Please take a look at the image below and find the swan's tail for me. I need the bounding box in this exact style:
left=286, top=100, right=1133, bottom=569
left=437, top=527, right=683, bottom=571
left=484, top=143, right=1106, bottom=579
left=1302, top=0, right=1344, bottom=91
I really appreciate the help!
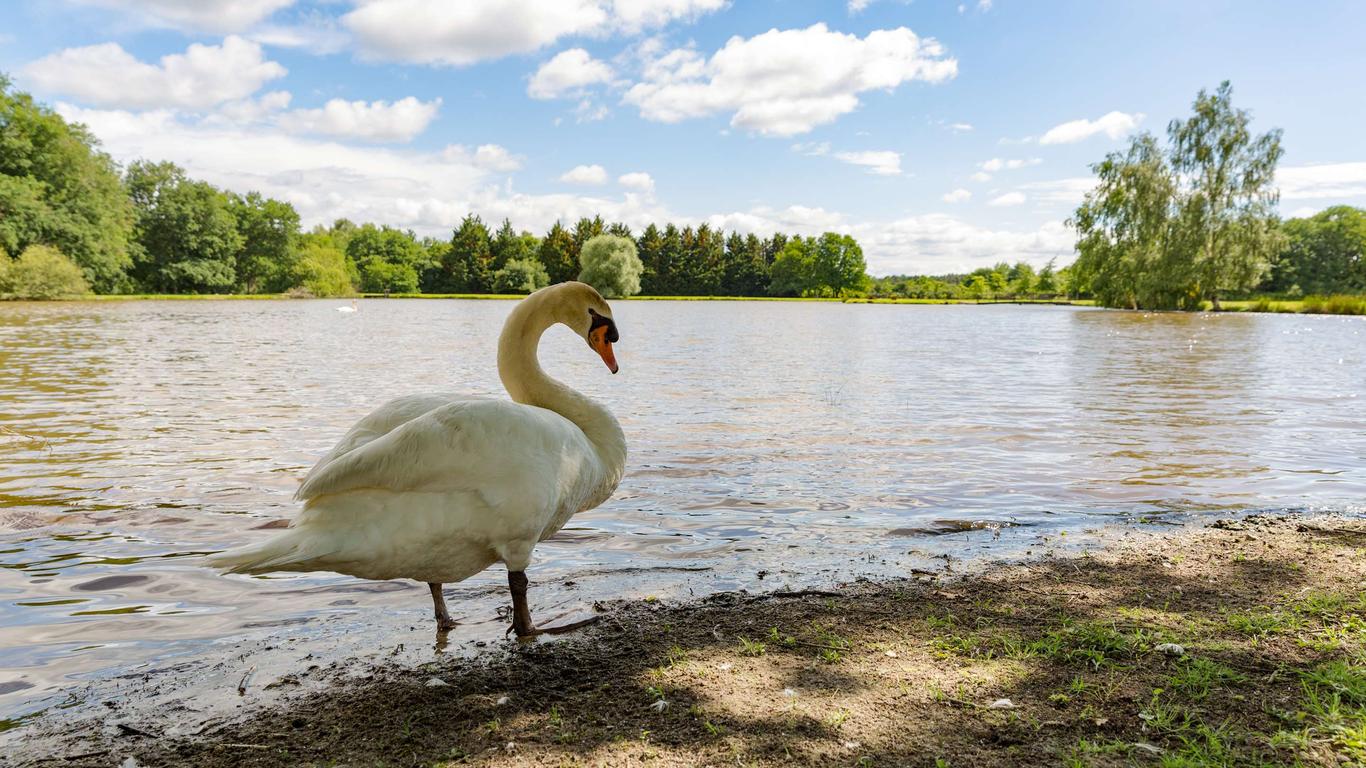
left=206, top=529, right=334, bottom=575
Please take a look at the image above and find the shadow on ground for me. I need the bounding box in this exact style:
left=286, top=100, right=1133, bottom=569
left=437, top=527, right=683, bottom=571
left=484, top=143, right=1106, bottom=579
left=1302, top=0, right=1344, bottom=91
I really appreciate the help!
left=22, top=514, right=1366, bottom=767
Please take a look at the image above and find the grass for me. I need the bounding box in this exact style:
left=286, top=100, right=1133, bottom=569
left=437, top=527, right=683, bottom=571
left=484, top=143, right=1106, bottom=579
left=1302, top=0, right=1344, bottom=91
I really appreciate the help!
left=28, top=515, right=1366, bottom=768
left=1217, top=294, right=1366, bottom=315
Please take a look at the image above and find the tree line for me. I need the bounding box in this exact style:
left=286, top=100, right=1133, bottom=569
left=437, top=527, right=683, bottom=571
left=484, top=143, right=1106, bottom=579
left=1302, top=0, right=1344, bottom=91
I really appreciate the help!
left=1, top=75, right=868, bottom=300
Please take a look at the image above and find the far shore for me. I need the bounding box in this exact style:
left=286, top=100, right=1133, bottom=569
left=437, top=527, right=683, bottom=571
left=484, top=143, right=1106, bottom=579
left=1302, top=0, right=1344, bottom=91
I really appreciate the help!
left=12, top=513, right=1366, bottom=767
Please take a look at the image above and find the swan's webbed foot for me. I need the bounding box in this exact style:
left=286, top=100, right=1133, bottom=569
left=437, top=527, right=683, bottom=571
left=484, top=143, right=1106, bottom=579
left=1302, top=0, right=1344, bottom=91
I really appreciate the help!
left=428, top=582, right=459, bottom=633
left=506, top=571, right=599, bottom=640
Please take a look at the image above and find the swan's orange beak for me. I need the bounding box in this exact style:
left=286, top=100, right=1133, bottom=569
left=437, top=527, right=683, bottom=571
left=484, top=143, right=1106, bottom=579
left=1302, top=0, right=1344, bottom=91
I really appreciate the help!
left=589, top=325, right=618, bottom=374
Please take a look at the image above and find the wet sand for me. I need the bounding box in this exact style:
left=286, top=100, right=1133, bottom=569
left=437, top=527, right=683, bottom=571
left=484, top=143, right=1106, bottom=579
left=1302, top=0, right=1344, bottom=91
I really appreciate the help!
left=11, top=512, right=1366, bottom=767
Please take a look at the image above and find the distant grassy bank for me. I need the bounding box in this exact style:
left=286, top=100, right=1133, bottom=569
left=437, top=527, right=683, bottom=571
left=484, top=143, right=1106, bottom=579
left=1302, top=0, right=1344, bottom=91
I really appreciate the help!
left=1216, top=295, right=1366, bottom=316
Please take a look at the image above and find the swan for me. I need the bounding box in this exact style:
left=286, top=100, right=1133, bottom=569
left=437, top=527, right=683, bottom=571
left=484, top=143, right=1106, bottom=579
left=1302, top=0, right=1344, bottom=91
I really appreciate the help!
left=335, top=299, right=358, bottom=312
left=209, top=282, right=625, bottom=638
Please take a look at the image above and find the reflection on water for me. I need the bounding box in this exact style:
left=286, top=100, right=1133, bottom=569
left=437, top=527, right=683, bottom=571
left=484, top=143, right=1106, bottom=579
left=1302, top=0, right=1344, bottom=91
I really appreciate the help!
left=1, top=300, right=1364, bottom=725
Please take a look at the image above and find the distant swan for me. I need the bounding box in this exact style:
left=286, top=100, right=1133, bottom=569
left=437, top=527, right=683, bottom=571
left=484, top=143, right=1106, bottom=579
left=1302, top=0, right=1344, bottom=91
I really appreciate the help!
left=335, top=299, right=358, bottom=312
left=210, top=282, right=626, bottom=638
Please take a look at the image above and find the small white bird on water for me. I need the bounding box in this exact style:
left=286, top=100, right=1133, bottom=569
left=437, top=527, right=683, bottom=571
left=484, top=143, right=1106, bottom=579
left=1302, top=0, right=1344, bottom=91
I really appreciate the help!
left=209, top=282, right=626, bottom=638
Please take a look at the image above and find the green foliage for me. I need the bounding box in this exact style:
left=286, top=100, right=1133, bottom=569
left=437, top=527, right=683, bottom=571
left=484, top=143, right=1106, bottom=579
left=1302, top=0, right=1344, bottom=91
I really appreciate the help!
left=538, top=221, right=578, bottom=284
left=430, top=214, right=493, bottom=293
left=289, top=236, right=353, bottom=296
left=1072, top=81, right=1284, bottom=310
left=578, top=234, right=643, bottom=298
left=1266, top=206, right=1366, bottom=295
left=0, top=244, right=90, bottom=299
left=768, top=233, right=868, bottom=297
left=492, top=257, right=550, bottom=294
left=125, top=161, right=242, bottom=294
left=346, top=224, right=422, bottom=293
left=229, top=191, right=300, bottom=293
left=0, top=76, right=133, bottom=291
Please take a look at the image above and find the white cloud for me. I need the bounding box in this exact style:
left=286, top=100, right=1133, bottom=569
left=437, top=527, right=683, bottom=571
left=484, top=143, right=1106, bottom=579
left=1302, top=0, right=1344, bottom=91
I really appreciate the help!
left=277, top=97, right=441, bottom=142
left=618, top=171, right=655, bottom=193
left=67, top=0, right=294, bottom=34
left=979, top=157, right=1041, bottom=172
left=950, top=122, right=973, bottom=132
left=344, top=0, right=725, bottom=66
left=1017, top=177, right=1094, bottom=206
left=1039, top=110, right=1143, bottom=145
left=560, top=164, right=609, bottom=185
left=55, top=104, right=669, bottom=239
left=989, top=191, right=1026, bottom=207
left=942, top=188, right=971, bottom=203
left=970, top=171, right=992, bottom=182
left=852, top=215, right=1072, bottom=275
left=791, top=141, right=831, bottom=156
left=623, top=23, right=957, bottom=136
left=24, top=36, right=285, bottom=110
left=528, top=48, right=615, bottom=99
left=441, top=144, right=524, bottom=172
left=834, top=150, right=903, bottom=176
left=848, top=0, right=870, bottom=12
left=1278, top=162, right=1366, bottom=199
left=978, top=0, right=993, bottom=10
left=213, top=90, right=293, bottom=123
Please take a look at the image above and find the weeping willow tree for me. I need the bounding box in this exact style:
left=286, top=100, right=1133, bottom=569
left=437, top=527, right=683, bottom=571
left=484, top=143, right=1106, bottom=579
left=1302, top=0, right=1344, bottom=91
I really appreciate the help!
left=1071, top=82, right=1284, bottom=310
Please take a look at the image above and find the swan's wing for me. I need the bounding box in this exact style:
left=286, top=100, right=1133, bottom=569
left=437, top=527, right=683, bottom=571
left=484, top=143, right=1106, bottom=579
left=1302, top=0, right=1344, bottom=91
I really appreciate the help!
left=294, top=399, right=588, bottom=508
left=296, top=393, right=480, bottom=499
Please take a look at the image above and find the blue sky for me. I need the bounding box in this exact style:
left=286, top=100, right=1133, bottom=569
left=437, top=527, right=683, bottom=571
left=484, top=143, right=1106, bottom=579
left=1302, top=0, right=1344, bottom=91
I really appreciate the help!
left=2, top=0, right=1364, bottom=274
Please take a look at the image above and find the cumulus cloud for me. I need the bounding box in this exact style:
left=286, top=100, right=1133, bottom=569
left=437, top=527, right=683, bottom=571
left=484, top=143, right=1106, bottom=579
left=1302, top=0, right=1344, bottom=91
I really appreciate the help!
left=989, top=191, right=1026, bottom=207
left=55, top=103, right=672, bottom=238
left=528, top=48, right=615, bottom=99
left=970, top=171, right=992, bottom=182
left=1277, top=162, right=1366, bottom=199
left=24, top=36, right=285, bottom=110
left=1017, top=177, right=1095, bottom=206
left=66, top=0, right=294, bottom=33
left=852, top=215, right=1071, bottom=274
left=623, top=23, right=957, bottom=136
left=276, top=97, right=441, bottom=142
left=344, top=0, right=725, bottom=66
left=950, top=122, right=973, bottom=132
left=979, top=157, right=1041, bottom=172
left=834, top=150, right=903, bottom=176
left=1039, top=110, right=1143, bottom=145
left=618, top=171, right=655, bottom=193
left=560, top=164, right=609, bottom=185
left=942, top=188, right=971, bottom=203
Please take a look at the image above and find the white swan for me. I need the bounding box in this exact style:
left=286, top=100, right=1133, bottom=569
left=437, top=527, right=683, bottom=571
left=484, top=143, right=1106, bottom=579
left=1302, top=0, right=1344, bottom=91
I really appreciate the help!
left=210, top=282, right=625, bottom=638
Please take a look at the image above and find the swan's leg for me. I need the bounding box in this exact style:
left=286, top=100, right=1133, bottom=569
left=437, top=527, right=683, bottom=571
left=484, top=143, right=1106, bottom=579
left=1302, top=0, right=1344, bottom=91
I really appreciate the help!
left=428, top=582, right=458, bottom=632
left=507, top=570, right=600, bottom=639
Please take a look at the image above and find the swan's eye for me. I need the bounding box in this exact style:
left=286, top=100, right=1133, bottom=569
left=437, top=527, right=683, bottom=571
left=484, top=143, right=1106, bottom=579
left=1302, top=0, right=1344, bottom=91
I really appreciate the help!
left=588, top=309, right=619, bottom=343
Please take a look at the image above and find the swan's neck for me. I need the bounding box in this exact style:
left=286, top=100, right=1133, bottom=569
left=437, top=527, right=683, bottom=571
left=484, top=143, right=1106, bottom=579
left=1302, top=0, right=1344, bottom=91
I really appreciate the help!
left=497, top=295, right=626, bottom=482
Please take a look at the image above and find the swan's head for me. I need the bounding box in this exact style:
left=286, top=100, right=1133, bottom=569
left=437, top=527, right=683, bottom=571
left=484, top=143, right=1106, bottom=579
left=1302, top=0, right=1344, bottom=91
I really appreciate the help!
left=551, top=281, right=619, bottom=374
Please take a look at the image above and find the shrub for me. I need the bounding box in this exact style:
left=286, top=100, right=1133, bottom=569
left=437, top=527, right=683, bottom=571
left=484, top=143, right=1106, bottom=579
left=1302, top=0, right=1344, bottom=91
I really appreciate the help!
left=0, top=245, right=91, bottom=299
left=578, top=235, right=642, bottom=298
left=492, top=257, right=550, bottom=294
left=1302, top=294, right=1366, bottom=315
left=290, top=242, right=353, bottom=297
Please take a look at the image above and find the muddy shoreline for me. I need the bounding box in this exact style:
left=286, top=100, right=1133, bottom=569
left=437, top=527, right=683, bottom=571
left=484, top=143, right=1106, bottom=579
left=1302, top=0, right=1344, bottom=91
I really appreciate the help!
left=12, top=513, right=1366, bottom=767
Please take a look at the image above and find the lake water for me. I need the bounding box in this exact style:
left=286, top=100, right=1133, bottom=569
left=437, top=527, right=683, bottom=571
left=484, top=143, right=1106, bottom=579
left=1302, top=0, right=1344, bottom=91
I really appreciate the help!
left=1, top=299, right=1364, bottom=730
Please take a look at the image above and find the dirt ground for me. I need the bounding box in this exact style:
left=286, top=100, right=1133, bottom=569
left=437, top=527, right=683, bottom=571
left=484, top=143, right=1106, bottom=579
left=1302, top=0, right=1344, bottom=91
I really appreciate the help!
left=15, top=513, right=1366, bottom=767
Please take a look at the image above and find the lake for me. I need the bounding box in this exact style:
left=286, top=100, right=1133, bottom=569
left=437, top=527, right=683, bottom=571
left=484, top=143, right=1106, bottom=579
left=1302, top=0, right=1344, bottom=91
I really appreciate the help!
left=1, top=299, right=1364, bottom=730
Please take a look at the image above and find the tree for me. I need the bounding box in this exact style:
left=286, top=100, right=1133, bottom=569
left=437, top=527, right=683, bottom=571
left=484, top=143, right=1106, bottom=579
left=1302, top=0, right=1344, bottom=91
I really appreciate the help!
left=345, top=224, right=422, bottom=294
left=1266, top=206, right=1366, bottom=295
left=1007, top=261, right=1036, bottom=297
left=490, top=219, right=535, bottom=273
left=1169, top=81, right=1284, bottom=309
left=538, top=221, right=577, bottom=284
left=578, top=234, right=643, bottom=298
left=1, top=75, right=134, bottom=291
left=125, top=161, right=241, bottom=293
left=0, top=244, right=90, bottom=298
left=1036, top=259, right=1059, bottom=295
left=434, top=214, right=493, bottom=293
left=1072, top=82, right=1283, bottom=310
left=636, top=223, right=665, bottom=294
left=288, top=235, right=352, bottom=296
left=768, top=238, right=811, bottom=297
left=229, top=191, right=300, bottom=293
left=493, top=257, right=550, bottom=294
left=807, top=232, right=868, bottom=297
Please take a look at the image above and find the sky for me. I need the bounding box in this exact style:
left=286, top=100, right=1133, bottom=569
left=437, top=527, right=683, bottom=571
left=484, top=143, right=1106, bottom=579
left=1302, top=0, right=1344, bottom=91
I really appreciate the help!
left=1, top=0, right=1364, bottom=276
